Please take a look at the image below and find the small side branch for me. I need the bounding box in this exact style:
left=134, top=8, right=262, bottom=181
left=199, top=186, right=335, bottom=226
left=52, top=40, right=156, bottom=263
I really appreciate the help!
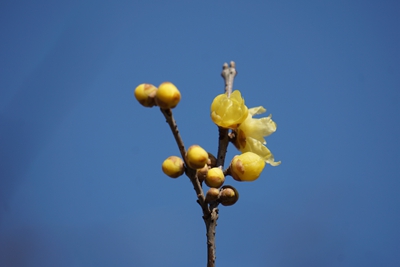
left=160, top=108, right=208, bottom=214
left=160, top=108, right=187, bottom=160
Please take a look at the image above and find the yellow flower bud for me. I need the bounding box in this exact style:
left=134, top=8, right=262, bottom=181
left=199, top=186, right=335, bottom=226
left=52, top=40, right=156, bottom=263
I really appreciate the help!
left=205, top=167, right=225, bottom=188
left=186, top=145, right=209, bottom=169
left=229, top=152, right=265, bottom=182
left=155, top=82, right=181, bottom=109
left=134, top=83, right=157, bottom=107
left=210, top=90, right=248, bottom=129
left=219, top=185, right=239, bottom=206
left=162, top=156, right=185, bottom=178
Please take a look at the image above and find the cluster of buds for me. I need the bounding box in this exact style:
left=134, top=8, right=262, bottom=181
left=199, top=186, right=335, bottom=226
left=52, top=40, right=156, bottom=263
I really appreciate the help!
left=134, top=78, right=280, bottom=208
left=160, top=143, right=239, bottom=206
left=205, top=186, right=239, bottom=206
left=134, top=82, right=181, bottom=109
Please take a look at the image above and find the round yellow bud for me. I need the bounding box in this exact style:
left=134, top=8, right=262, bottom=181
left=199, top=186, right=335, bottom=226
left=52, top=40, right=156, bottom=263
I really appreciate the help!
left=205, top=187, right=220, bottom=203
left=205, top=167, right=225, bottom=188
left=186, top=145, right=209, bottom=169
left=229, top=152, right=265, bottom=181
left=155, top=82, right=181, bottom=109
left=219, top=185, right=239, bottom=206
left=134, top=83, right=157, bottom=107
left=162, top=156, right=185, bottom=178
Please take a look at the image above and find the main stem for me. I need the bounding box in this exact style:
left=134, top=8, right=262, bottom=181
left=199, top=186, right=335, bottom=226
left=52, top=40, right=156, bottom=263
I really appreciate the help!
left=204, top=61, right=237, bottom=267
left=205, top=202, right=219, bottom=267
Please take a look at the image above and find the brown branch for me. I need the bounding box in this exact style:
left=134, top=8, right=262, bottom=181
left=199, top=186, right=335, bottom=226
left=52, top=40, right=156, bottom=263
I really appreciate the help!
left=216, top=127, right=229, bottom=168
left=203, top=61, right=237, bottom=267
left=160, top=108, right=187, bottom=160
left=205, top=202, right=219, bottom=267
left=160, top=108, right=209, bottom=214
left=217, top=61, right=238, bottom=168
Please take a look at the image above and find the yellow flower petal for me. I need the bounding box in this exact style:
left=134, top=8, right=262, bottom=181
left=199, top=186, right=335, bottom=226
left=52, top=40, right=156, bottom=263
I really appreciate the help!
left=210, top=90, right=248, bottom=129
left=232, top=105, right=280, bottom=166
left=241, top=137, right=281, bottom=166
left=248, top=106, right=266, bottom=116
left=239, top=106, right=276, bottom=144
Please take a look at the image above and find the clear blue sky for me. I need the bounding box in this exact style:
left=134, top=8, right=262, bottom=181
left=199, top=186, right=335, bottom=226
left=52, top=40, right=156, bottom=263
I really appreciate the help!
left=1, top=1, right=399, bottom=266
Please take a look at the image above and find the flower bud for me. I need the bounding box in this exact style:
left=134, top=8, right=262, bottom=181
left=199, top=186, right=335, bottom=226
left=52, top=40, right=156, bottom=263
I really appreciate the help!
left=210, top=90, right=248, bottom=129
left=205, top=188, right=220, bottom=202
left=186, top=145, right=209, bottom=169
left=205, top=167, right=225, bottom=188
left=134, top=83, right=158, bottom=107
left=219, top=185, right=239, bottom=206
left=161, top=156, right=185, bottom=178
left=155, top=82, right=181, bottom=109
left=229, top=152, right=265, bottom=181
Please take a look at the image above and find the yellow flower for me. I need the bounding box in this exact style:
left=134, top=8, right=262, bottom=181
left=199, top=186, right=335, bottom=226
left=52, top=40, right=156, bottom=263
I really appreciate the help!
left=234, top=106, right=281, bottom=166
left=210, top=90, right=248, bottom=129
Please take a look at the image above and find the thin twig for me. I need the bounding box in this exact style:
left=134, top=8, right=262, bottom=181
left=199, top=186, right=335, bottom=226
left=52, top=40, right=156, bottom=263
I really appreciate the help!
left=160, top=108, right=208, bottom=215
left=217, top=61, right=237, bottom=168
left=221, top=61, right=237, bottom=97
left=216, top=127, right=229, bottom=168
left=160, top=108, right=187, bottom=160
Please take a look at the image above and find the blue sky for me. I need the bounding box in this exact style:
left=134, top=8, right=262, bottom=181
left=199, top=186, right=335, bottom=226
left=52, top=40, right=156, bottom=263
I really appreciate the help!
left=1, top=1, right=399, bottom=266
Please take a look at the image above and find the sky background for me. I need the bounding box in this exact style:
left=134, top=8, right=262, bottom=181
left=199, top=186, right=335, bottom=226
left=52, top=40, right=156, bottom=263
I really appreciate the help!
left=1, top=1, right=399, bottom=266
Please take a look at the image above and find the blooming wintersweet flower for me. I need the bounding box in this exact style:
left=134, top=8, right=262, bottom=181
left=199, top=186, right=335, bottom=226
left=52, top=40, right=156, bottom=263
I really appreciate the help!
left=234, top=106, right=281, bottom=166
left=210, top=90, right=248, bottom=129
